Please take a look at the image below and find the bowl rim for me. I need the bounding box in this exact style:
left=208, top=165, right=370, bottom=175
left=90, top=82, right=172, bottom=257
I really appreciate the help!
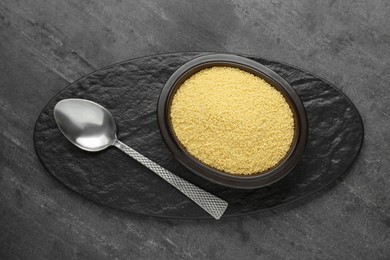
left=157, top=53, right=308, bottom=189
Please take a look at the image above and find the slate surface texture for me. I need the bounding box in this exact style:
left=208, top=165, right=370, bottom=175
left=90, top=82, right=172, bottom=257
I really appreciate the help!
left=1, top=1, right=389, bottom=259
left=34, top=53, right=363, bottom=218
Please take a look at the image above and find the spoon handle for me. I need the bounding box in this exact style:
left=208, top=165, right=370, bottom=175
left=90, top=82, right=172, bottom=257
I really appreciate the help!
left=114, top=140, right=228, bottom=219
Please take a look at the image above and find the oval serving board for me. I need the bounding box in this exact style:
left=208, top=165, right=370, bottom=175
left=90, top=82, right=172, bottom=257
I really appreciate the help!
left=34, top=52, right=364, bottom=219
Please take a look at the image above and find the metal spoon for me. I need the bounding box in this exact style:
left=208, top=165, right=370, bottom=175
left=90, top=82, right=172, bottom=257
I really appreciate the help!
left=54, top=98, right=228, bottom=219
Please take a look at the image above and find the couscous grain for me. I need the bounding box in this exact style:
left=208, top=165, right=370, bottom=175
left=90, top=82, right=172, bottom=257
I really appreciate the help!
left=170, top=66, right=294, bottom=175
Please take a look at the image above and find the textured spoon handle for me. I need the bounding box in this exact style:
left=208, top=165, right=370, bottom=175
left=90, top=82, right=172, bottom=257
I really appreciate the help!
left=114, top=140, right=228, bottom=219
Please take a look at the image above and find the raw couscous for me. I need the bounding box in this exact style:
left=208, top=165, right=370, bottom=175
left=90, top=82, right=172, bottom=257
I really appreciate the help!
left=170, top=66, right=294, bottom=175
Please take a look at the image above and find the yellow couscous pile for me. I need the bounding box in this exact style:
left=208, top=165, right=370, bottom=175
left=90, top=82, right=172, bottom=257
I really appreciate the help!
left=170, top=66, right=294, bottom=175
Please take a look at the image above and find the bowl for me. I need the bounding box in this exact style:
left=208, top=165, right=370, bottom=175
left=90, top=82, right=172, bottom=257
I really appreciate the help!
left=157, top=53, right=308, bottom=189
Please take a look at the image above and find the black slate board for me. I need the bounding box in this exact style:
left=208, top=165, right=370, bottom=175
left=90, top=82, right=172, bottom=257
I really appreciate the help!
left=34, top=52, right=364, bottom=219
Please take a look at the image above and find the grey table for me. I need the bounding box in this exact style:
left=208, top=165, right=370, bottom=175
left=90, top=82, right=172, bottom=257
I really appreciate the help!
left=1, top=1, right=389, bottom=259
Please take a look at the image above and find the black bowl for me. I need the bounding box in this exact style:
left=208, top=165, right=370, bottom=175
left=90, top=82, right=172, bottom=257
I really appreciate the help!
left=157, top=54, right=308, bottom=189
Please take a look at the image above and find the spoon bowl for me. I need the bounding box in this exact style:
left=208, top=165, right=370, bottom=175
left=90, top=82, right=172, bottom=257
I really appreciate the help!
left=54, top=99, right=117, bottom=152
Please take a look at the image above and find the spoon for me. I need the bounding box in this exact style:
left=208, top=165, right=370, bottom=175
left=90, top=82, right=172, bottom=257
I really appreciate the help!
left=54, top=98, right=228, bottom=219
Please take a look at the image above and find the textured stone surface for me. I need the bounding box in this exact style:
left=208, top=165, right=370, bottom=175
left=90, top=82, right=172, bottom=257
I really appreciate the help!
left=34, top=53, right=363, bottom=218
left=1, top=0, right=390, bottom=259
